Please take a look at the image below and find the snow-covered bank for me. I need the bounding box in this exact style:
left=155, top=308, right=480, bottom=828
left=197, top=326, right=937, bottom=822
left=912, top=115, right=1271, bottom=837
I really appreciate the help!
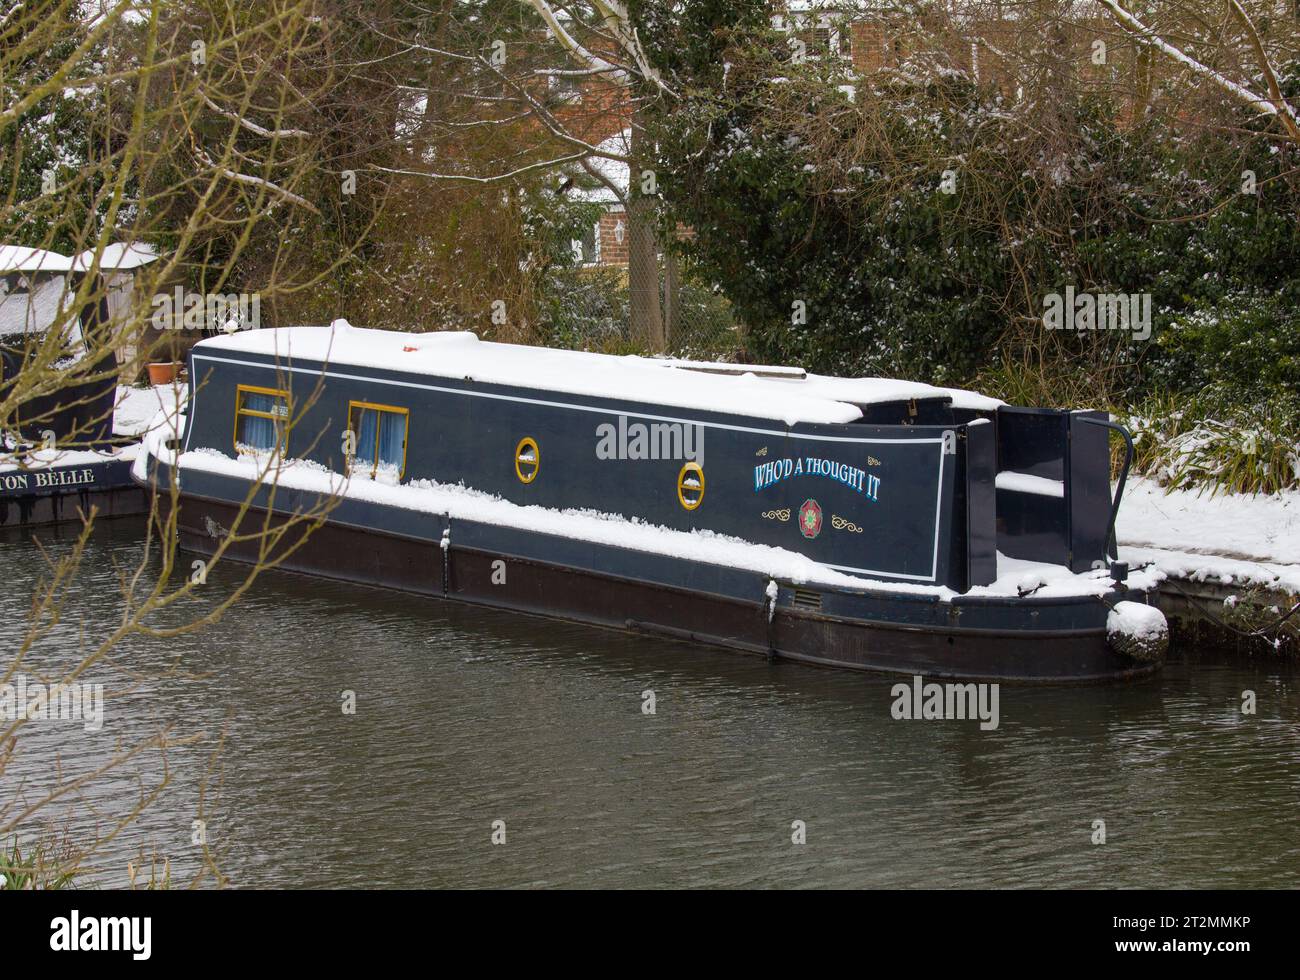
left=1116, top=476, right=1298, bottom=564
left=1116, top=476, right=1300, bottom=596
left=1120, top=546, right=1300, bottom=596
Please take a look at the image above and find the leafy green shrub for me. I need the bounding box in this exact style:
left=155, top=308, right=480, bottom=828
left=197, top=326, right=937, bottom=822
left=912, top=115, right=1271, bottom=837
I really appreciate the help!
left=1145, top=289, right=1300, bottom=412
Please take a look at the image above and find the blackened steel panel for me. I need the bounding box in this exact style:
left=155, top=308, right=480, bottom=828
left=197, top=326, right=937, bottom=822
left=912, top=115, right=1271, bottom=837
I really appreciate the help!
left=965, top=420, right=998, bottom=586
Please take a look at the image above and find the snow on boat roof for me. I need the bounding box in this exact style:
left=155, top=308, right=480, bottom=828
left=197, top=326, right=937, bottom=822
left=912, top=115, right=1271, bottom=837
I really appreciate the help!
left=664, top=361, right=1003, bottom=413
left=72, top=242, right=160, bottom=271
left=0, top=245, right=75, bottom=273
left=196, top=321, right=1001, bottom=425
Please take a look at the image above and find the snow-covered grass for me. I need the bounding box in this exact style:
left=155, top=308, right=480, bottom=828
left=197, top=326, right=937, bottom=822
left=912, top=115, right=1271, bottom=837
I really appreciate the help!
left=1124, top=398, right=1299, bottom=496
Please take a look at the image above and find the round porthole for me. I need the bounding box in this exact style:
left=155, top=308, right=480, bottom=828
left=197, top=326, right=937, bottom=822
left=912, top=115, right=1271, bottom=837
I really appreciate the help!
left=677, top=462, right=705, bottom=510
left=515, top=437, right=540, bottom=484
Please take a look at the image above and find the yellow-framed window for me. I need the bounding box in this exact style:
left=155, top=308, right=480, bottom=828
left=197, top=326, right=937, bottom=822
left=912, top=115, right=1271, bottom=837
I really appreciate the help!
left=677, top=461, right=705, bottom=510
left=347, top=401, right=409, bottom=481
left=234, top=385, right=289, bottom=454
left=514, top=436, right=539, bottom=484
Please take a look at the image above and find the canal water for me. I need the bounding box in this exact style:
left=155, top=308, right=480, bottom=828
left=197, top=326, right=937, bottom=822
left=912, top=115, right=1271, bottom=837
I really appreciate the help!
left=3, top=518, right=1298, bottom=888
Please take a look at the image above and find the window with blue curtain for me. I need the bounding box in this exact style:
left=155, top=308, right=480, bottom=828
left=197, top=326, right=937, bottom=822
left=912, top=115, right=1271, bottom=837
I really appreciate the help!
left=235, top=388, right=287, bottom=453
left=349, top=403, right=407, bottom=479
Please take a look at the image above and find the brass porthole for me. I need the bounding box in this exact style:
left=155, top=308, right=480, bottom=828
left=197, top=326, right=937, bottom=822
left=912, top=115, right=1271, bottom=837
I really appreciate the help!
left=677, top=462, right=705, bottom=510
left=515, top=437, right=540, bottom=484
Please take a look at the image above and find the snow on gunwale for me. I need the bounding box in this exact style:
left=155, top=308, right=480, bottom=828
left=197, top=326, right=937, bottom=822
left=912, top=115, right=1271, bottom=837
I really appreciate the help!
left=196, top=321, right=1000, bottom=426
left=134, top=430, right=1161, bottom=602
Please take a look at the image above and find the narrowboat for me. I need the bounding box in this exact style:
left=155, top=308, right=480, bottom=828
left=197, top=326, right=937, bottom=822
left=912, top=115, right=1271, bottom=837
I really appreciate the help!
left=134, top=320, right=1167, bottom=682
left=0, top=247, right=144, bottom=528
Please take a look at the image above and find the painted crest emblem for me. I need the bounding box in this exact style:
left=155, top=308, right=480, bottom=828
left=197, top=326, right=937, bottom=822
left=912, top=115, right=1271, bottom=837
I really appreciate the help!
left=798, top=498, right=823, bottom=539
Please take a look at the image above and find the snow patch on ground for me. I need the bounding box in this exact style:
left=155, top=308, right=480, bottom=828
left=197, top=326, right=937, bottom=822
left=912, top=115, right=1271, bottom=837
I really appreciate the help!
left=113, top=384, right=187, bottom=438
left=1117, top=476, right=1298, bottom=563
left=1116, top=476, right=1300, bottom=594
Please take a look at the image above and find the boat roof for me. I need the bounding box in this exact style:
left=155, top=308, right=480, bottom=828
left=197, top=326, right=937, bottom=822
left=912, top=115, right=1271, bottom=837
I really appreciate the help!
left=196, top=322, right=1002, bottom=426
left=72, top=242, right=160, bottom=271
left=0, top=245, right=75, bottom=273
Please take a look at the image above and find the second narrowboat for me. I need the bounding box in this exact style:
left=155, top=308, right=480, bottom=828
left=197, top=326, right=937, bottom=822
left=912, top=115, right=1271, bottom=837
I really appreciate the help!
left=1, top=246, right=145, bottom=528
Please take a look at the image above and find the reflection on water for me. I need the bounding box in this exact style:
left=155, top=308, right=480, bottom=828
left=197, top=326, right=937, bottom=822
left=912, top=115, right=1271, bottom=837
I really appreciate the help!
left=2, top=519, right=1298, bottom=888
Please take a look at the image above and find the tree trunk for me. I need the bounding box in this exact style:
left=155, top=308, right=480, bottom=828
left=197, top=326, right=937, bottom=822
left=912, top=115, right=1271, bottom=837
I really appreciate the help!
left=627, top=119, right=664, bottom=351
left=662, top=243, right=680, bottom=349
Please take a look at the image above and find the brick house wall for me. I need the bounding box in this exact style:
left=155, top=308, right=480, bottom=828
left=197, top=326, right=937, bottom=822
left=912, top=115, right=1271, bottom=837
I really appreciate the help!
left=596, top=210, right=628, bottom=266
left=591, top=215, right=693, bottom=269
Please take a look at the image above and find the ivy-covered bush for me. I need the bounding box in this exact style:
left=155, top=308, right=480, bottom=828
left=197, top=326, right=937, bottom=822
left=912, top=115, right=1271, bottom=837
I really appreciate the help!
left=653, top=67, right=1024, bottom=384
left=646, top=35, right=1300, bottom=487
left=650, top=42, right=1300, bottom=397
left=1146, top=290, right=1300, bottom=408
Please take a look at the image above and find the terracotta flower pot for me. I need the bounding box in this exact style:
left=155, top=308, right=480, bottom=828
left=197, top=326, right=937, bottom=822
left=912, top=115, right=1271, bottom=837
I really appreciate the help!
left=146, top=361, right=181, bottom=385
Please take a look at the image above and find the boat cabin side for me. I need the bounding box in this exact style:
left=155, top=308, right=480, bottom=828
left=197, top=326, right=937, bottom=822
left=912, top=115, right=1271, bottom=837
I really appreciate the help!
left=182, top=344, right=1114, bottom=593
left=0, top=268, right=118, bottom=448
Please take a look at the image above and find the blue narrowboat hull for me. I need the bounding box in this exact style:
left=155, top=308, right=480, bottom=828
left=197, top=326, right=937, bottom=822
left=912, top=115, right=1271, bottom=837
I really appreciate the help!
left=0, top=456, right=146, bottom=528
left=140, top=459, right=1160, bottom=683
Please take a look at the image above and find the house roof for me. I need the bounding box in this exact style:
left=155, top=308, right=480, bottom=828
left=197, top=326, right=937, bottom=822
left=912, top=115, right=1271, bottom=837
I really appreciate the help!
left=570, top=128, right=630, bottom=204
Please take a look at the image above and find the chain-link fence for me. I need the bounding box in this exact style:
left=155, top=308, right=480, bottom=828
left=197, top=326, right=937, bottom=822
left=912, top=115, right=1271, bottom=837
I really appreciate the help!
left=537, top=263, right=744, bottom=360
